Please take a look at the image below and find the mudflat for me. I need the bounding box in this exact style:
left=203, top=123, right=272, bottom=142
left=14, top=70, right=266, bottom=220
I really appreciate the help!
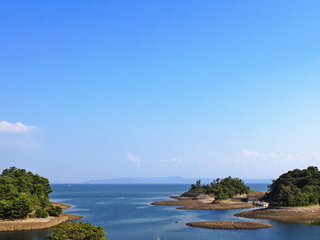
left=152, top=193, right=320, bottom=227
left=152, top=196, right=254, bottom=210
left=235, top=206, right=320, bottom=223
left=186, top=221, right=274, bottom=229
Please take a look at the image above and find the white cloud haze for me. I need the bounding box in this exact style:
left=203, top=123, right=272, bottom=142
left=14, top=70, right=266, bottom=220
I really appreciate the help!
left=242, top=150, right=320, bottom=161
left=156, top=158, right=182, bottom=163
left=126, top=153, right=141, bottom=167
left=0, top=121, right=39, bottom=133
left=171, top=158, right=182, bottom=162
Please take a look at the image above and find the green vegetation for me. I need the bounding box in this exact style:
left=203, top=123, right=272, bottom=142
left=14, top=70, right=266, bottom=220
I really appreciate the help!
left=46, top=222, right=109, bottom=240
left=0, top=166, right=62, bottom=220
left=264, top=166, right=320, bottom=207
left=189, top=177, right=250, bottom=200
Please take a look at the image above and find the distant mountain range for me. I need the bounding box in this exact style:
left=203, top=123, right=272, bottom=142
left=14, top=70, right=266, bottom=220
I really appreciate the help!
left=82, top=176, right=273, bottom=184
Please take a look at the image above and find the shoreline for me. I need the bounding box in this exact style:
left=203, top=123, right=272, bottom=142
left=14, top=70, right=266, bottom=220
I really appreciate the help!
left=186, top=221, right=274, bottom=229
left=152, top=196, right=255, bottom=210
left=0, top=202, right=83, bottom=232
left=235, top=205, right=320, bottom=223
left=152, top=193, right=320, bottom=228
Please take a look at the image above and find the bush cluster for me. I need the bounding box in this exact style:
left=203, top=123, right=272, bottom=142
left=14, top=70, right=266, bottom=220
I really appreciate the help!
left=189, top=176, right=250, bottom=200
left=46, top=222, right=109, bottom=240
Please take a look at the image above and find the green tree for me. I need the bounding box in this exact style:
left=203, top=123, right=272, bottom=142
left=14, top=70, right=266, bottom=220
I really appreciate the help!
left=46, top=222, right=109, bottom=240
left=0, top=167, right=62, bottom=220
left=4, top=195, right=32, bottom=220
left=265, top=166, right=320, bottom=206
left=189, top=176, right=250, bottom=200
left=35, top=208, right=49, bottom=218
left=48, top=205, right=63, bottom=216
left=0, top=176, right=19, bottom=200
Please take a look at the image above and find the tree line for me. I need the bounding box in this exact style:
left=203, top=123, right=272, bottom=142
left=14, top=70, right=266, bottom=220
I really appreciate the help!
left=189, top=176, right=250, bottom=200
left=189, top=167, right=320, bottom=207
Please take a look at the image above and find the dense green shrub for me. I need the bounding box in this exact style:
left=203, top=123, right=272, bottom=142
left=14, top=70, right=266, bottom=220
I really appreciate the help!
left=189, top=177, right=250, bottom=200
left=46, top=222, right=109, bottom=240
left=35, top=208, right=49, bottom=218
left=264, top=166, right=320, bottom=206
left=4, top=195, right=33, bottom=220
left=48, top=205, right=63, bottom=216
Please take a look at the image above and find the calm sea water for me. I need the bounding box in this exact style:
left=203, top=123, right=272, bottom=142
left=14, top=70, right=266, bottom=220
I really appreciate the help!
left=1, top=184, right=320, bottom=240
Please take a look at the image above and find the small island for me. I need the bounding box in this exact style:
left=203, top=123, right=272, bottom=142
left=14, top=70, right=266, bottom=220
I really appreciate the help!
left=186, top=221, right=274, bottom=229
left=236, top=166, right=320, bottom=223
left=0, top=167, right=82, bottom=232
left=153, top=167, right=320, bottom=229
left=152, top=176, right=271, bottom=229
left=152, top=176, right=261, bottom=210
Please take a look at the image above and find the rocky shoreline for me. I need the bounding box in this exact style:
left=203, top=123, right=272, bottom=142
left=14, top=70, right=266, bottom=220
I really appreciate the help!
left=152, top=196, right=254, bottom=210
left=152, top=192, right=320, bottom=229
left=0, top=202, right=82, bottom=232
left=235, top=205, right=320, bottom=223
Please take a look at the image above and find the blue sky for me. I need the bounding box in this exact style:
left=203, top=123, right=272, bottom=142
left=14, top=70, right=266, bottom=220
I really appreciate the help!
left=1, top=0, right=320, bottom=183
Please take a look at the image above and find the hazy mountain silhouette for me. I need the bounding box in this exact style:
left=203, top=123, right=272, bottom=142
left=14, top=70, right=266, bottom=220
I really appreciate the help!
left=82, top=176, right=272, bottom=184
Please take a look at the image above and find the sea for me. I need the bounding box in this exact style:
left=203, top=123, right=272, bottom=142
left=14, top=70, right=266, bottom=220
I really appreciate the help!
left=1, top=183, right=320, bottom=240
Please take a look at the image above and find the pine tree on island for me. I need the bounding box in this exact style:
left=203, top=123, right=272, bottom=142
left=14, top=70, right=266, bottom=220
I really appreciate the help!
left=188, top=176, right=250, bottom=200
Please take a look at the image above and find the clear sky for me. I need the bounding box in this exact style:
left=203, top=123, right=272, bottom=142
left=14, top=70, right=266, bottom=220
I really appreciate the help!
left=1, top=0, right=320, bottom=183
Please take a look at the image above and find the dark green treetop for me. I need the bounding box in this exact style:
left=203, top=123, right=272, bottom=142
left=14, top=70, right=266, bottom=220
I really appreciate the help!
left=264, top=166, right=320, bottom=206
left=46, top=222, right=109, bottom=240
left=189, top=176, right=250, bottom=200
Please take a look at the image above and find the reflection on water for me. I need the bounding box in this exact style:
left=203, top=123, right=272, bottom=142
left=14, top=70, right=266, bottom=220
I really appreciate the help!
left=0, top=229, right=51, bottom=240
left=298, top=220, right=320, bottom=226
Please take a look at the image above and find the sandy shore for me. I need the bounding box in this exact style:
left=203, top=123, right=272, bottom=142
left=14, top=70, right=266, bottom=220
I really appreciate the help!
left=235, top=205, right=320, bottom=223
left=0, top=202, right=82, bottom=232
left=186, top=221, right=274, bottom=229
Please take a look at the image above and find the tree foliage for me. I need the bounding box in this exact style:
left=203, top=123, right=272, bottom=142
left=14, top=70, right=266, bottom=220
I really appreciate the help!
left=189, top=177, right=250, bottom=200
left=264, top=166, right=320, bottom=206
left=0, top=167, right=62, bottom=220
left=46, top=222, right=109, bottom=240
